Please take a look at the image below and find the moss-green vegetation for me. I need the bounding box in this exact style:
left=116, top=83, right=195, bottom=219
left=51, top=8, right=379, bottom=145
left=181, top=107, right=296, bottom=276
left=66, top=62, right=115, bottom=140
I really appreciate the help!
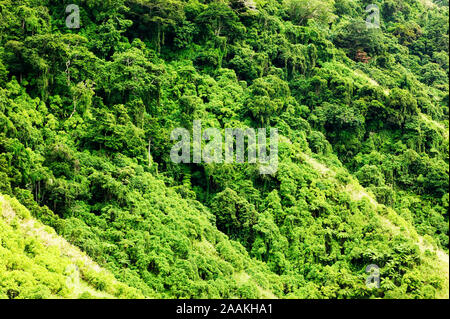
left=0, top=0, right=448, bottom=298
left=0, top=194, right=144, bottom=299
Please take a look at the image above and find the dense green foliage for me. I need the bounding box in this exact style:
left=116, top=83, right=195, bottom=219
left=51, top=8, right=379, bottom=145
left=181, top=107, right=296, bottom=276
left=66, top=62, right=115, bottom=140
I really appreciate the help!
left=0, top=194, right=144, bottom=299
left=0, top=0, right=448, bottom=298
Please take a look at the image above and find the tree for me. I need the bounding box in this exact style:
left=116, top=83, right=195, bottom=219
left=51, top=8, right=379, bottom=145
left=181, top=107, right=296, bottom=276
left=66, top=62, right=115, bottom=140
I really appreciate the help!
left=386, top=88, right=418, bottom=126
left=246, top=75, right=290, bottom=126
left=102, top=43, right=164, bottom=107
left=127, top=0, right=185, bottom=52
left=283, top=0, right=336, bottom=26
left=196, top=2, right=244, bottom=40
left=210, top=188, right=258, bottom=246
left=334, top=19, right=386, bottom=59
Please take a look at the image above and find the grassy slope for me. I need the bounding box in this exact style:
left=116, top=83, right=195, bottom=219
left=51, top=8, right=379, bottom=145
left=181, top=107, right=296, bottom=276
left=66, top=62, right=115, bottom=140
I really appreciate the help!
left=0, top=194, right=144, bottom=299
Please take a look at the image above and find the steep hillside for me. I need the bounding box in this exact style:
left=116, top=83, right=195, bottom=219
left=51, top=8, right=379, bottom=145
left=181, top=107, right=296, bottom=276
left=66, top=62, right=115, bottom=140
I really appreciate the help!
left=0, top=0, right=448, bottom=299
left=0, top=194, right=144, bottom=298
